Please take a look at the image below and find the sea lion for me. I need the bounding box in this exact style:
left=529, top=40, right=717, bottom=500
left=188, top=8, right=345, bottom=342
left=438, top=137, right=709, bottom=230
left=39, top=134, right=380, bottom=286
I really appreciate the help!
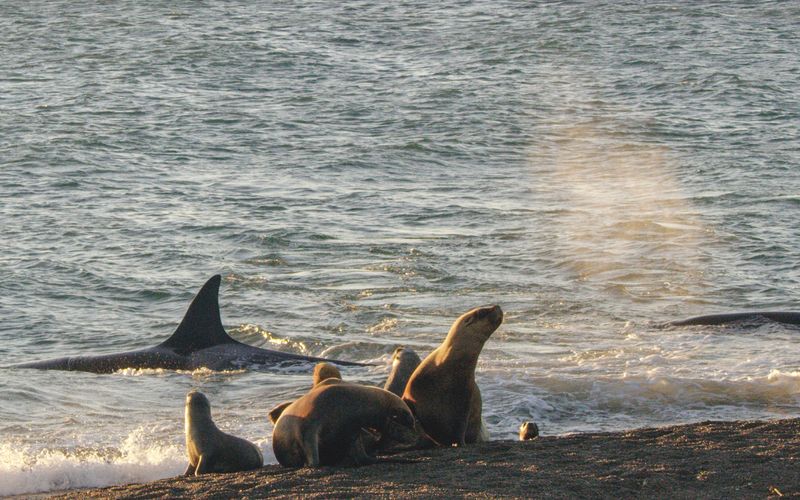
left=268, top=362, right=344, bottom=424
left=184, top=391, right=263, bottom=475
left=313, top=362, right=342, bottom=387
left=383, top=347, right=422, bottom=397
left=271, top=383, right=416, bottom=467
left=402, top=305, right=503, bottom=447
left=519, top=421, right=539, bottom=440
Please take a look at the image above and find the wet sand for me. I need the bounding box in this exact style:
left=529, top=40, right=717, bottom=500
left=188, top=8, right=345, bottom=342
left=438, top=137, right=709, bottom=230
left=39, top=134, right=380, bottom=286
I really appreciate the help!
left=48, top=418, right=799, bottom=499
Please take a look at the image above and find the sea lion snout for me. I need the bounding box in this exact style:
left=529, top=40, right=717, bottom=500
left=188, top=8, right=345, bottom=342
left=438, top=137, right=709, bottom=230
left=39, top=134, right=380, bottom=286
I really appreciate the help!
left=478, top=305, right=503, bottom=325
left=470, top=305, right=503, bottom=330
left=384, top=407, right=418, bottom=444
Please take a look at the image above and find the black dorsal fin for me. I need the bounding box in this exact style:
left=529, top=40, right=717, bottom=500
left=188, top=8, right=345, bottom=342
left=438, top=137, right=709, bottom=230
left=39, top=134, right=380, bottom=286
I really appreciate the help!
left=159, top=275, right=236, bottom=352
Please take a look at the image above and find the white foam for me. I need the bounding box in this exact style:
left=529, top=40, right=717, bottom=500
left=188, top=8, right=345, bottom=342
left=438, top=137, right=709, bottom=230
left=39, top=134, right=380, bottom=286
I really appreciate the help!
left=478, top=362, right=800, bottom=438
left=0, top=428, right=185, bottom=497
left=113, top=367, right=247, bottom=377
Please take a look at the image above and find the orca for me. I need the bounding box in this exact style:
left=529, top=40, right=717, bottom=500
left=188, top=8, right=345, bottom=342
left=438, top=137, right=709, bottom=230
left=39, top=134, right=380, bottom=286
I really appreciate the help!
left=670, top=311, right=800, bottom=327
left=11, top=275, right=368, bottom=374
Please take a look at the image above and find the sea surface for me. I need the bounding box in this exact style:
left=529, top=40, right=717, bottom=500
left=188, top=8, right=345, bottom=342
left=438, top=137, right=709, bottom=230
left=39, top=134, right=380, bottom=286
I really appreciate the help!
left=1, top=0, right=799, bottom=495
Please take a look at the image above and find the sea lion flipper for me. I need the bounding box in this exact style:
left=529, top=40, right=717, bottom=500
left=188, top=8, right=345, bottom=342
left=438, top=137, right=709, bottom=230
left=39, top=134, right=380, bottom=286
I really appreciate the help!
left=250, top=441, right=265, bottom=467
left=478, top=419, right=490, bottom=442
left=345, top=430, right=378, bottom=466
left=302, top=427, right=321, bottom=467
left=183, top=463, right=195, bottom=476
left=268, top=401, right=293, bottom=424
left=194, top=454, right=211, bottom=475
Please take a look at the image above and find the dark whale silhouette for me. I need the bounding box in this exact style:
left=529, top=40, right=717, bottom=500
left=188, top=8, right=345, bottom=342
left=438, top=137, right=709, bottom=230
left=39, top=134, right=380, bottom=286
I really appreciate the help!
left=11, top=275, right=367, bottom=373
left=670, top=311, right=800, bottom=327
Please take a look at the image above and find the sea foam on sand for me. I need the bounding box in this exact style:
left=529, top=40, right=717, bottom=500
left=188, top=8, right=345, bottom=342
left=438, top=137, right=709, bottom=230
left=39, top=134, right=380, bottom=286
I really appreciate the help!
left=0, top=428, right=185, bottom=496
left=0, top=428, right=278, bottom=497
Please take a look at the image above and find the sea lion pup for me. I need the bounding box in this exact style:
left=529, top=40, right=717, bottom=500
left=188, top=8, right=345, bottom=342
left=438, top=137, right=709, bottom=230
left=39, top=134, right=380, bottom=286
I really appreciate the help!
left=184, top=391, right=263, bottom=476
left=271, top=383, right=416, bottom=467
left=519, top=421, right=539, bottom=440
left=268, top=362, right=344, bottom=425
left=383, top=347, right=422, bottom=397
left=402, top=305, right=503, bottom=447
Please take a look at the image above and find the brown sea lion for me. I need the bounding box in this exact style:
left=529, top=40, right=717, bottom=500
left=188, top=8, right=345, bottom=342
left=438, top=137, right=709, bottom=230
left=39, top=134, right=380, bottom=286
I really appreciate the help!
left=184, top=391, right=263, bottom=475
left=271, top=383, right=416, bottom=467
left=383, top=347, right=422, bottom=397
left=519, top=421, right=539, bottom=440
left=402, top=305, right=503, bottom=447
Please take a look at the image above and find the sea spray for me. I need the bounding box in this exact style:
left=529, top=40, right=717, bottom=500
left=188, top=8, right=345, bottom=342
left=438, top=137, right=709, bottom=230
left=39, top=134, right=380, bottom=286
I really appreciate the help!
left=0, top=428, right=185, bottom=496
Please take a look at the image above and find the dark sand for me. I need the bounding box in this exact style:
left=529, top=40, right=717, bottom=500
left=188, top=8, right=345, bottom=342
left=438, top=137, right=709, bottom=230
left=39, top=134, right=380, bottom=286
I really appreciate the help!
left=48, top=418, right=799, bottom=499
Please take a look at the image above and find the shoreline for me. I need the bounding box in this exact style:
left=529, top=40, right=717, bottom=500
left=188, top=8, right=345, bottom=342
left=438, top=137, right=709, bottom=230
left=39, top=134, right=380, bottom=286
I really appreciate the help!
left=42, top=417, right=798, bottom=499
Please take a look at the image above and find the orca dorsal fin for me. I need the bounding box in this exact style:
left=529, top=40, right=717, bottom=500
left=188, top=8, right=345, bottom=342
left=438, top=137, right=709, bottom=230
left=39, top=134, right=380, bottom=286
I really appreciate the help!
left=159, top=275, right=236, bottom=352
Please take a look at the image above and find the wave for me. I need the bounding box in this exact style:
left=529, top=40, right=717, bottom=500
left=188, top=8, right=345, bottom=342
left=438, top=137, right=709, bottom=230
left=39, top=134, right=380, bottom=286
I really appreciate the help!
left=479, top=367, right=800, bottom=438
left=0, top=428, right=184, bottom=496
left=0, top=428, right=278, bottom=497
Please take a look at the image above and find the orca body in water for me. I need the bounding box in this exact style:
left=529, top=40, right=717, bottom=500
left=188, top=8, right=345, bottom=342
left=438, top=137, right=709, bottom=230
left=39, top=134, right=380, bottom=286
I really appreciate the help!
left=670, top=311, right=800, bottom=327
left=11, top=275, right=367, bottom=374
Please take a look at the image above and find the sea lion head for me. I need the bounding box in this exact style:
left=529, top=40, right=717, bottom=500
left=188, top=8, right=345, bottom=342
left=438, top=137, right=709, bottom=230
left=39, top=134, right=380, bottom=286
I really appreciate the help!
left=392, top=346, right=421, bottom=366
left=185, top=390, right=213, bottom=434
left=450, top=304, right=503, bottom=341
left=519, top=421, right=539, bottom=440
left=383, top=347, right=422, bottom=398
left=382, top=399, right=417, bottom=444
left=312, top=362, right=342, bottom=387
left=186, top=390, right=211, bottom=411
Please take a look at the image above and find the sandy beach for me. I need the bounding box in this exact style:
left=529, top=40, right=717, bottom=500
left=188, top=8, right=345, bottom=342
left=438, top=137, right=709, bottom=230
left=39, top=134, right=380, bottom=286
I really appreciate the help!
left=44, top=417, right=799, bottom=499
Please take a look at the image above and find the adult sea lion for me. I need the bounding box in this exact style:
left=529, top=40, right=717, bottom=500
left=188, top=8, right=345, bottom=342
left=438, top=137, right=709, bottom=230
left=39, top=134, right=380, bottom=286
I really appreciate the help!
left=271, top=383, right=416, bottom=467
left=402, top=305, right=503, bottom=447
left=184, top=391, right=263, bottom=475
left=383, top=347, right=421, bottom=397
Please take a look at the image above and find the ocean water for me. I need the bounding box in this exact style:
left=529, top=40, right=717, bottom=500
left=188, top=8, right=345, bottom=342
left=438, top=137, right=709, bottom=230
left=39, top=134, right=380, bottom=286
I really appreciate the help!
left=1, top=0, right=799, bottom=495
